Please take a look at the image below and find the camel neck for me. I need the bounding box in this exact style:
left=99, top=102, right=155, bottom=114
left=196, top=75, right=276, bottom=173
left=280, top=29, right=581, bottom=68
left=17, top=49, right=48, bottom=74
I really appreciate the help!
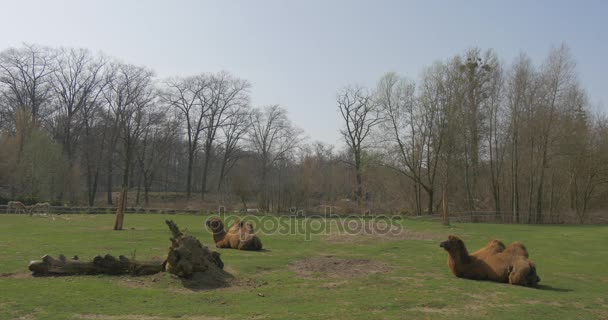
left=449, top=246, right=471, bottom=265
left=212, top=230, right=227, bottom=243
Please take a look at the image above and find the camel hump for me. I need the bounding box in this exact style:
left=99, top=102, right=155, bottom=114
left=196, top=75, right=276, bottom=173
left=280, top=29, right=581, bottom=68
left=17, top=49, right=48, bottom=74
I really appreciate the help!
left=490, top=239, right=506, bottom=249
left=471, top=239, right=505, bottom=258
left=227, top=219, right=242, bottom=233
left=505, top=242, right=529, bottom=258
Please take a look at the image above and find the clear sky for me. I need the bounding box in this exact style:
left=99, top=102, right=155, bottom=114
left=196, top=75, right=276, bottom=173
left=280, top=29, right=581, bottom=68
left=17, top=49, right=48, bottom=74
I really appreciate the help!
left=1, top=0, right=606, bottom=145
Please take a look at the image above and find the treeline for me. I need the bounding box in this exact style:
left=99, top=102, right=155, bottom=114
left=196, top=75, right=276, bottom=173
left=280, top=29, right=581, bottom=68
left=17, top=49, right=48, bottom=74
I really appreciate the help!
left=0, top=44, right=606, bottom=223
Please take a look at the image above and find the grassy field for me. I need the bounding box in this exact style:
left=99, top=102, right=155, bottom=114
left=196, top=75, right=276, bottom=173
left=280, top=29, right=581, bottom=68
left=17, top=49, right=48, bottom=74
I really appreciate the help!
left=0, top=214, right=607, bottom=320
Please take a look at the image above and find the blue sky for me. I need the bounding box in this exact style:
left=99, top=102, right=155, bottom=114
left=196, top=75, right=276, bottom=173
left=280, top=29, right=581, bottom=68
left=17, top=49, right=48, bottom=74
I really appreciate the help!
left=1, top=0, right=606, bottom=145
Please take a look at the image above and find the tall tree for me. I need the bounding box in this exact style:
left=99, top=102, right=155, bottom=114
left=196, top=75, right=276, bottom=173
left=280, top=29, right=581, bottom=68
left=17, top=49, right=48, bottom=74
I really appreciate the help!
left=533, top=44, right=576, bottom=223
left=199, top=72, right=250, bottom=200
left=217, top=105, right=251, bottom=192
left=104, top=63, right=155, bottom=230
left=249, top=105, right=302, bottom=211
left=161, top=75, right=210, bottom=200
left=0, top=44, right=55, bottom=126
left=337, top=86, right=381, bottom=208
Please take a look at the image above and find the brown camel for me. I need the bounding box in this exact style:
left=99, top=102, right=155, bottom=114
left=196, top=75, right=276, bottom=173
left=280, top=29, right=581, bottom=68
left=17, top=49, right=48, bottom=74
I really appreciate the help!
left=205, top=217, right=263, bottom=251
left=440, top=235, right=540, bottom=287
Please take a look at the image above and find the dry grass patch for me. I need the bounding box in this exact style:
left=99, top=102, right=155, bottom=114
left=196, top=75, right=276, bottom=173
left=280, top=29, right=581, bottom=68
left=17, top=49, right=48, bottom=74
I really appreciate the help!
left=75, top=315, right=224, bottom=320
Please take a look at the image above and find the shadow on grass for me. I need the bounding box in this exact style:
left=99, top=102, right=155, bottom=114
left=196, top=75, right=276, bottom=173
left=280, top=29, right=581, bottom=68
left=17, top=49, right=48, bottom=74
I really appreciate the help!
left=536, top=284, right=573, bottom=292
left=179, top=269, right=234, bottom=291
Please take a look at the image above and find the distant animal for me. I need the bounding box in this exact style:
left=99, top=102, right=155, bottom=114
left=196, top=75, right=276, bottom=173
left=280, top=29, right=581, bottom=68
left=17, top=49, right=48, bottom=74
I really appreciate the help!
left=440, top=235, right=540, bottom=287
left=30, top=202, right=51, bottom=215
left=205, top=217, right=263, bottom=251
left=7, top=201, right=27, bottom=214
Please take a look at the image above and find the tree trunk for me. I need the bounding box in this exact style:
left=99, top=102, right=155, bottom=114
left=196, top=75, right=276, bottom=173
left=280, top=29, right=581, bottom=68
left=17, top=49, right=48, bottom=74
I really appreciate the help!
left=144, top=174, right=152, bottom=206
left=114, top=158, right=130, bottom=231
left=354, top=151, right=363, bottom=209
left=200, top=144, right=212, bottom=200
left=107, top=158, right=113, bottom=205
left=88, top=169, right=99, bottom=207
left=511, top=138, right=520, bottom=223
left=426, top=187, right=434, bottom=215
left=535, top=151, right=548, bottom=224
left=412, top=183, right=421, bottom=216
left=186, top=151, right=194, bottom=200
left=135, top=169, right=142, bottom=206
left=217, top=154, right=228, bottom=192
left=442, top=183, right=449, bottom=226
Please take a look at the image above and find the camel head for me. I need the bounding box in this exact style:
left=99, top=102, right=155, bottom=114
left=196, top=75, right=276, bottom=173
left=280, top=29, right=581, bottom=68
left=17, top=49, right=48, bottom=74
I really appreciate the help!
left=525, top=262, right=541, bottom=287
left=205, top=217, right=225, bottom=234
left=440, top=235, right=466, bottom=252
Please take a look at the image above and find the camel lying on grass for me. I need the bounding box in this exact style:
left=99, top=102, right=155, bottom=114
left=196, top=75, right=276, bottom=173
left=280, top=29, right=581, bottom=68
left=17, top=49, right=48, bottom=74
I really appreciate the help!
left=205, top=217, right=263, bottom=251
left=440, top=235, right=540, bottom=287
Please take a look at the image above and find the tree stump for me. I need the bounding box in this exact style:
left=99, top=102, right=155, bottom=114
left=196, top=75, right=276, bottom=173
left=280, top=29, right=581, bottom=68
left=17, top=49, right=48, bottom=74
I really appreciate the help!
left=164, top=219, right=224, bottom=277
left=28, top=220, right=224, bottom=278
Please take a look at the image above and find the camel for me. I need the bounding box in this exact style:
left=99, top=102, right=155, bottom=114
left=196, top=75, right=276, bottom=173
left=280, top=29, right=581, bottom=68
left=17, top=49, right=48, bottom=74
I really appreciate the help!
left=7, top=201, right=27, bottom=214
left=470, top=239, right=506, bottom=260
left=30, top=202, right=51, bottom=215
left=440, top=235, right=540, bottom=287
left=205, top=217, right=263, bottom=251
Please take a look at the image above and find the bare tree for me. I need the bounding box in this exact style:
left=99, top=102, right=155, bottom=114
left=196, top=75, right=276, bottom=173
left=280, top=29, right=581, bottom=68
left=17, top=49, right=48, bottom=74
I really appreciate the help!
left=49, top=48, right=110, bottom=164
left=249, top=105, right=303, bottom=211
left=135, top=112, right=178, bottom=205
left=505, top=54, right=535, bottom=222
left=532, top=44, right=576, bottom=223
left=457, top=49, right=500, bottom=212
left=485, top=60, right=507, bottom=215
left=377, top=73, right=424, bottom=214
left=337, top=86, right=381, bottom=208
left=199, top=72, right=250, bottom=200
left=0, top=44, right=55, bottom=126
left=48, top=48, right=112, bottom=203
left=217, top=105, right=251, bottom=192
left=104, top=63, right=155, bottom=230
left=160, top=75, right=210, bottom=200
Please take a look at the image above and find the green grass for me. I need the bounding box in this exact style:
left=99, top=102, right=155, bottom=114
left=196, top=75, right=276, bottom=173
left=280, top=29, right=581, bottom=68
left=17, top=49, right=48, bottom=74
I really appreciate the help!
left=0, top=214, right=607, bottom=320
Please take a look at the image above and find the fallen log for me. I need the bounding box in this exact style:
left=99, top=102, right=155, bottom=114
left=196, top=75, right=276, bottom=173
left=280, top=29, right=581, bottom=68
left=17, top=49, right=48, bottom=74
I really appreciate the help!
left=28, top=220, right=224, bottom=278
left=28, top=254, right=163, bottom=276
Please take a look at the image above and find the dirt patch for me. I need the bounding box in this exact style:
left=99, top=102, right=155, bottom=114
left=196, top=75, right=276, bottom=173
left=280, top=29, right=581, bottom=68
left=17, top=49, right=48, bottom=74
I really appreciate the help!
left=167, top=272, right=267, bottom=295
left=319, top=280, right=349, bottom=289
left=411, top=301, right=518, bottom=315
left=75, top=315, right=223, bottom=320
left=289, top=255, right=391, bottom=279
left=114, top=276, right=161, bottom=289
left=0, top=272, right=32, bottom=279
left=524, top=300, right=563, bottom=307
left=411, top=306, right=455, bottom=314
